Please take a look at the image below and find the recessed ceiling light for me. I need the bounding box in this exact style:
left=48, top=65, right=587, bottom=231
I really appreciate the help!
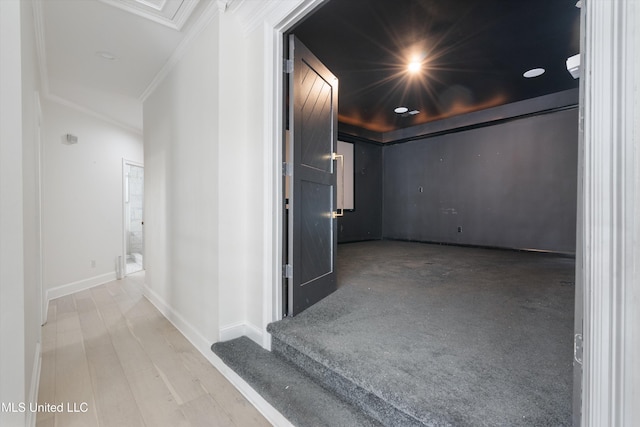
left=408, top=110, right=420, bottom=115
left=523, top=68, right=545, bottom=78
left=96, top=51, right=117, bottom=60
left=394, top=106, right=409, bottom=114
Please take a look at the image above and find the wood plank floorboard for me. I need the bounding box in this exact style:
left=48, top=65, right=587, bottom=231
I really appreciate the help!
left=36, top=272, right=271, bottom=427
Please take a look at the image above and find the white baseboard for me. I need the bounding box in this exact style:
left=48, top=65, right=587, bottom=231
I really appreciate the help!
left=142, top=284, right=212, bottom=356
left=205, top=351, right=295, bottom=427
left=26, top=342, right=42, bottom=427
left=142, top=285, right=290, bottom=426
left=219, top=321, right=264, bottom=347
left=46, top=271, right=117, bottom=302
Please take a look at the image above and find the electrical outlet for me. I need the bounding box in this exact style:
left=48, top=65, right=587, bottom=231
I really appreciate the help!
left=457, top=226, right=462, bottom=233
left=91, top=260, right=96, bottom=268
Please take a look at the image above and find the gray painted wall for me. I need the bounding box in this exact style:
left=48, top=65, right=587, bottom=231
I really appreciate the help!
left=382, top=108, right=579, bottom=252
left=337, top=141, right=383, bottom=242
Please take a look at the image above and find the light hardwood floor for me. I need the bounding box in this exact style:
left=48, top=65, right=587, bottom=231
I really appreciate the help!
left=36, top=272, right=271, bottom=427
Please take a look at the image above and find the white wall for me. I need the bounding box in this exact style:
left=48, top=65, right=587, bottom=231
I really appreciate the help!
left=142, top=3, right=280, bottom=349
left=0, top=2, right=26, bottom=425
left=1, top=0, right=43, bottom=424
left=143, top=12, right=221, bottom=353
left=242, top=22, right=271, bottom=340
left=42, top=100, right=143, bottom=298
left=21, top=0, right=45, bottom=420
left=216, top=9, right=259, bottom=342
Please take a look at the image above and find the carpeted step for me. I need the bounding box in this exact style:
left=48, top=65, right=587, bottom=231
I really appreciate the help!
left=267, top=321, right=455, bottom=427
left=211, top=336, right=383, bottom=427
left=268, top=331, right=435, bottom=427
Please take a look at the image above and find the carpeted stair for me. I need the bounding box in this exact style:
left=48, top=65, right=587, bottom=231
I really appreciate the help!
left=267, top=323, right=444, bottom=427
left=213, top=242, right=574, bottom=427
left=211, top=336, right=383, bottom=427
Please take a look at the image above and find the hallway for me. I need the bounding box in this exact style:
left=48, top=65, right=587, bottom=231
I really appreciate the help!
left=37, top=273, right=269, bottom=427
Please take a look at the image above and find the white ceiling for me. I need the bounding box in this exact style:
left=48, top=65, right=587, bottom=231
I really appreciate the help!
left=36, top=0, right=216, bottom=132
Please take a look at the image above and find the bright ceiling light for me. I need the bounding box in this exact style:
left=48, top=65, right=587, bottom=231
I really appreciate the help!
left=408, top=60, right=422, bottom=73
left=394, top=106, right=409, bottom=114
left=523, top=68, right=545, bottom=78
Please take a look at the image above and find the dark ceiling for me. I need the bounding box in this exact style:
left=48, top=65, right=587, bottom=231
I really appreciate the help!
left=291, top=0, right=581, bottom=133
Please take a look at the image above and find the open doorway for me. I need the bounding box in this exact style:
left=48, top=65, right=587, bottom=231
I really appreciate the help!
left=274, top=1, right=580, bottom=425
left=123, top=160, right=144, bottom=275
left=244, top=0, right=639, bottom=425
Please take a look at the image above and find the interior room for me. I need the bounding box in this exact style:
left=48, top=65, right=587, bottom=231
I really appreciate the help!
left=215, top=0, right=580, bottom=425
left=3, top=0, right=638, bottom=426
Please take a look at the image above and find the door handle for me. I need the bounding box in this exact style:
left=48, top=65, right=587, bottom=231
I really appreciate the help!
left=332, top=153, right=344, bottom=217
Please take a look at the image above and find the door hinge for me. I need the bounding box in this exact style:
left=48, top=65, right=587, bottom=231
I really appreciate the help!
left=283, top=264, right=293, bottom=279
left=283, top=162, right=293, bottom=176
left=284, top=59, right=293, bottom=74
left=574, top=333, right=583, bottom=365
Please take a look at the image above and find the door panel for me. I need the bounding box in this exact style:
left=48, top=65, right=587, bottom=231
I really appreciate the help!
left=288, top=34, right=338, bottom=316
left=300, top=180, right=333, bottom=285
left=300, top=65, right=333, bottom=172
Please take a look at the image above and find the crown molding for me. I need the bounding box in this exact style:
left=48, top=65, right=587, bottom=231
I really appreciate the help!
left=139, top=0, right=220, bottom=102
left=32, top=0, right=49, bottom=95
left=31, top=1, right=142, bottom=134
left=229, top=0, right=326, bottom=36
left=45, top=93, right=142, bottom=135
left=229, top=0, right=289, bottom=35
left=32, top=0, right=142, bottom=135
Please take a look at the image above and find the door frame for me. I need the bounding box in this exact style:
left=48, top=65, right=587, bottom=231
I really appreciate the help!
left=260, top=0, right=640, bottom=425
left=122, top=159, right=144, bottom=277
left=260, top=0, right=327, bottom=350
left=35, top=91, right=45, bottom=326
left=578, top=0, right=639, bottom=425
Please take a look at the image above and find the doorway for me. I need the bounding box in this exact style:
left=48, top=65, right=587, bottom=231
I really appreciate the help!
left=123, top=161, right=144, bottom=275
left=276, top=2, right=579, bottom=425
left=263, top=1, right=639, bottom=425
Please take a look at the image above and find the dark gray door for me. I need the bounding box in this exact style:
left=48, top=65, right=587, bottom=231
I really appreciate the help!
left=287, top=35, right=338, bottom=316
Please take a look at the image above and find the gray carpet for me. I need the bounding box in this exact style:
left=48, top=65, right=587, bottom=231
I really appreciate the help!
left=211, top=336, right=382, bottom=427
left=268, top=241, right=575, bottom=426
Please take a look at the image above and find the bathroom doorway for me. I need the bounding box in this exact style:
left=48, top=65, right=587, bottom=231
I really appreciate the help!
left=123, top=160, right=144, bottom=275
